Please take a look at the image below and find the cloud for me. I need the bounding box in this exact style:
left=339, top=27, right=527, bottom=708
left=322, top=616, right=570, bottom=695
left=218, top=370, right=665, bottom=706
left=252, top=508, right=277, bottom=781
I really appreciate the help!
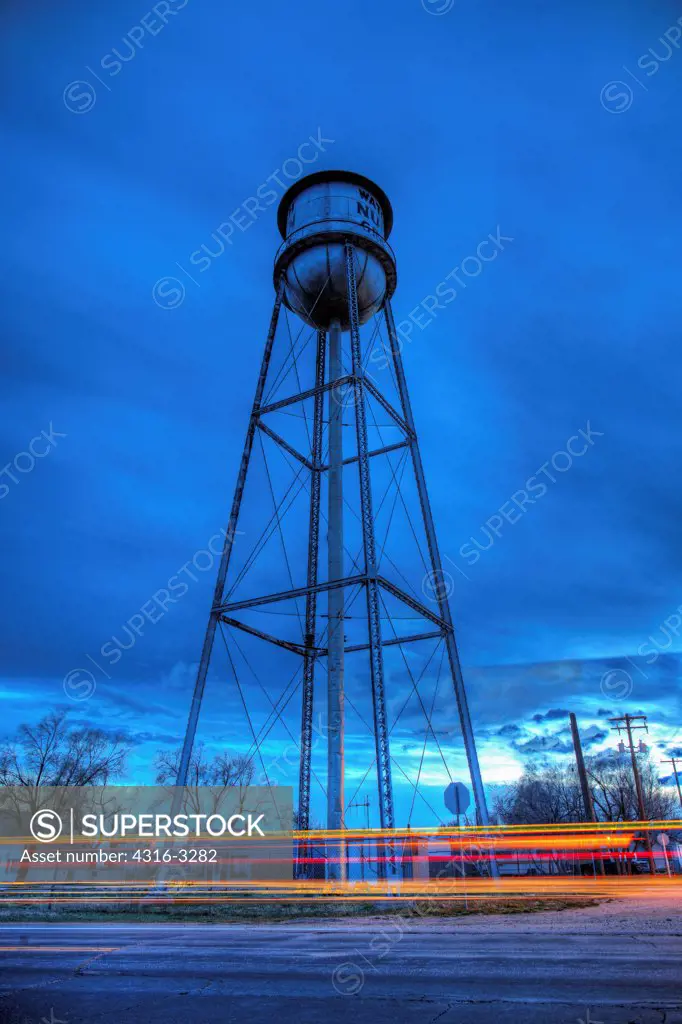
left=497, top=723, right=521, bottom=737
left=97, top=727, right=183, bottom=748
left=514, top=733, right=574, bottom=755
left=531, top=708, right=570, bottom=723
left=581, top=727, right=609, bottom=749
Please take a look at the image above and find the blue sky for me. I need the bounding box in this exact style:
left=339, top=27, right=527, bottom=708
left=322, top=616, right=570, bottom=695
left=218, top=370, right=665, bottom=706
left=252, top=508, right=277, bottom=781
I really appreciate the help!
left=1, top=0, right=681, bottom=826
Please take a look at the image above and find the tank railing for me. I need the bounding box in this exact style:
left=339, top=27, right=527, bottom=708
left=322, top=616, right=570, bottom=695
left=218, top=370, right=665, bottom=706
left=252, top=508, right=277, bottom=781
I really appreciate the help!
left=274, top=228, right=395, bottom=271
left=276, top=196, right=395, bottom=265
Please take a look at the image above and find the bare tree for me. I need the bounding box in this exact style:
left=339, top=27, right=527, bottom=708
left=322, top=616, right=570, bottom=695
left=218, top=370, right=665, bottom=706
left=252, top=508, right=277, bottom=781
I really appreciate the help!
left=0, top=709, right=128, bottom=788
left=154, top=743, right=255, bottom=818
left=154, top=742, right=253, bottom=788
left=587, top=752, right=677, bottom=822
left=493, top=761, right=585, bottom=874
left=0, top=709, right=129, bottom=883
left=494, top=753, right=679, bottom=873
left=493, top=760, right=583, bottom=826
left=495, top=754, right=676, bottom=827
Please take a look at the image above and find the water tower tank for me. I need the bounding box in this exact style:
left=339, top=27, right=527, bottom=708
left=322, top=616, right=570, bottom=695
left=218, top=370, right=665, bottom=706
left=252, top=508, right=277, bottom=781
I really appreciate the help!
left=274, top=170, right=397, bottom=331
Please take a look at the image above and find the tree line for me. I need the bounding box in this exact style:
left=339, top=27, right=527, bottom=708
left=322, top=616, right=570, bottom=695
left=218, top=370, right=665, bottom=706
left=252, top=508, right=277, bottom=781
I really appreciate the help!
left=1, top=709, right=679, bottom=830
left=493, top=754, right=678, bottom=824
left=0, top=710, right=252, bottom=790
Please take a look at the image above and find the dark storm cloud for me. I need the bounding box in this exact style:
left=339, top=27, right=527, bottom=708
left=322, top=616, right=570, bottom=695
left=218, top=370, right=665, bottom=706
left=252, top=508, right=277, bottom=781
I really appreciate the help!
left=497, top=724, right=521, bottom=737
left=106, top=728, right=183, bottom=748
left=579, top=728, right=609, bottom=750
left=531, top=709, right=570, bottom=723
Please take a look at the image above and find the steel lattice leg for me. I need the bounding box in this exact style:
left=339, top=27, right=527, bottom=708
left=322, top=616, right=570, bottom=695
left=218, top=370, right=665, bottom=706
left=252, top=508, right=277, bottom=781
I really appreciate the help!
left=175, top=279, right=285, bottom=795
left=345, top=243, right=395, bottom=834
left=298, top=329, right=326, bottom=852
left=383, top=301, right=497, bottom=873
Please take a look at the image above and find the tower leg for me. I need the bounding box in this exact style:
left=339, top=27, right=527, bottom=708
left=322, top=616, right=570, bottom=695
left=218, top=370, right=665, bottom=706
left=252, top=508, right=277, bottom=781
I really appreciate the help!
left=175, top=279, right=285, bottom=795
left=297, top=328, right=326, bottom=876
left=327, top=318, right=346, bottom=880
left=345, top=244, right=395, bottom=849
left=298, top=330, right=326, bottom=825
left=384, top=301, right=497, bottom=876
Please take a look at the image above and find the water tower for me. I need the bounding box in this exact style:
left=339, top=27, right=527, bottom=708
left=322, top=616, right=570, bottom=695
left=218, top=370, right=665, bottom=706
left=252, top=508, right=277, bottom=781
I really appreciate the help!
left=274, top=170, right=396, bottom=329
left=175, top=171, right=493, bottom=876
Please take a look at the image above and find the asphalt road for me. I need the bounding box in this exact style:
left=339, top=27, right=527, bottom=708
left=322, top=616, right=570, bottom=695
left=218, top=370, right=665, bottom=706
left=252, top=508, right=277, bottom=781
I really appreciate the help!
left=0, top=900, right=680, bottom=1024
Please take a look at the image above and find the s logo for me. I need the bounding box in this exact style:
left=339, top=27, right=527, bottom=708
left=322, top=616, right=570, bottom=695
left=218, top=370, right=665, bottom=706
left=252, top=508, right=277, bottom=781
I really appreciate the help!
left=30, top=809, right=63, bottom=843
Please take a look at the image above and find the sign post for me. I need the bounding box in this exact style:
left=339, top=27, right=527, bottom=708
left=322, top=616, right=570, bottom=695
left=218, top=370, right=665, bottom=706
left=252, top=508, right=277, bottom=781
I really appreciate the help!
left=444, top=782, right=471, bottom=824
left=444, top=781, right=498, bottom=882
left=657, top=832, right=671, bottom=877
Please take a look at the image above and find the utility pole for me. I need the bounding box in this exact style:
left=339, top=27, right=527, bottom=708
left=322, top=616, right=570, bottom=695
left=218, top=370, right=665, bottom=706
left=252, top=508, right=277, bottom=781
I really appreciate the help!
left=661, top=757, right=682, bottom=811
left=610, top=713, right=652, bottom=860
left=569, top=713, right=604, bottom=876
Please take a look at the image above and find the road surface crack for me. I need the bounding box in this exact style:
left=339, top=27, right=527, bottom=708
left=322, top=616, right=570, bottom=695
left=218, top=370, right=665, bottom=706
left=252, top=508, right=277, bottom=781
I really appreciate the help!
left=429, top=1002, right=455, bottom=1023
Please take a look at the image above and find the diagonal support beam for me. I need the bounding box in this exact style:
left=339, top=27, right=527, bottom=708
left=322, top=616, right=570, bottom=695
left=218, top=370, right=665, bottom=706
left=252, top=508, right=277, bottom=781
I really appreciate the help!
left=220, top=616, right=312, bottom=656
left=257, top=420, right=315, bottom=471
left=219, top=622, right=443, bottom=658
left=363, top=376, right=414, bottom=438
left=260, top=375, right=410, bottom=440
left=259, top=376, right=354, bottom=417
left=320, top=439, right=410, bottom=471
left=377, top=576, right=451, bottom=631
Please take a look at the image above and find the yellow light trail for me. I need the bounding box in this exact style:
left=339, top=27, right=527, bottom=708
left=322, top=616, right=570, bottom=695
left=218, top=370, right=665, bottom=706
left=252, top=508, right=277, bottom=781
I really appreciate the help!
left=3, top=821, right=679, bottom=906
left=3, top=878, right=681, bottom=903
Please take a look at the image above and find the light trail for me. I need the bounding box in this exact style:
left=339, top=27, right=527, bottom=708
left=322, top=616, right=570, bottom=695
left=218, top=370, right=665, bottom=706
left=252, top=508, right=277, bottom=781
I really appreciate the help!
left=2, top=821, right=679, bottom=905
left=4, top=878, right=681, bottom=905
